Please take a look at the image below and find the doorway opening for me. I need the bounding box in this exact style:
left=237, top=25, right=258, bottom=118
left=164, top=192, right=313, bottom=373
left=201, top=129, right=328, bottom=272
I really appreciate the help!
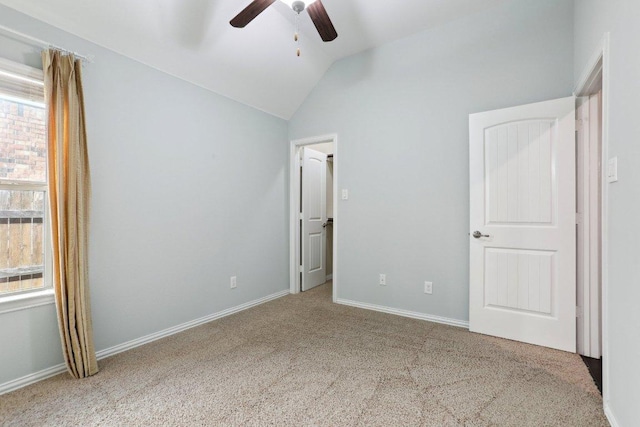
left=289, top=134, right=338, bottom=302
left=574, top=33, right=610, bottom=398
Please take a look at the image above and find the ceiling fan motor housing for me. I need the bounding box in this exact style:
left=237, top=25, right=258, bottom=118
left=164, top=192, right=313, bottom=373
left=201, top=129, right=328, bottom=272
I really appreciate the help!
left=292, top=1, right=306, bottom=13
left=230, top=0, right=337, bottom=42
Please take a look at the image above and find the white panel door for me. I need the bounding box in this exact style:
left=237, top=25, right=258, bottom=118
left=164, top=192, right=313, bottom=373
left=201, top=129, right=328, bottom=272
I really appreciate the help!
left=469, top=97, right=576, bottom=352
left=302, top=147, right=327, bottom=291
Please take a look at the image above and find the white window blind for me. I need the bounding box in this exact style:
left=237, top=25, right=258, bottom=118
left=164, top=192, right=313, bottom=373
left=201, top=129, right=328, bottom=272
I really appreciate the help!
left=0, top=57, right=44, bottom=104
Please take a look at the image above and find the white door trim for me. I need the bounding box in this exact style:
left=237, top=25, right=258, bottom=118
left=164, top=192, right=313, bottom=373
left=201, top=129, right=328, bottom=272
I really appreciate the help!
left=576, top=93, right=602, bottom=359
left=289, top=134, right=338, bottom=302
left=574, top=32, right=610, bottom=406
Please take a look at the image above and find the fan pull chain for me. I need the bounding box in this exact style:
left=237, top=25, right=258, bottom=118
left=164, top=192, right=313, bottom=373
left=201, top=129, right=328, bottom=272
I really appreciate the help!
left=295, top=13, right=301, bottom=57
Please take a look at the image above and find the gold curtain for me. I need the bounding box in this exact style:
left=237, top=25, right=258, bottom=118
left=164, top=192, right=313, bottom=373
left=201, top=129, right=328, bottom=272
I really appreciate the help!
left=42, top=50, right=98, bottom=379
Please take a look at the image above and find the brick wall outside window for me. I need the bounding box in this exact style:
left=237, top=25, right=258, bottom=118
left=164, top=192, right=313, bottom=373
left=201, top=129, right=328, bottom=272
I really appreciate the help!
left=0, top=99, right=46, bottom=182
left=0, top=98, right=47, bottom=295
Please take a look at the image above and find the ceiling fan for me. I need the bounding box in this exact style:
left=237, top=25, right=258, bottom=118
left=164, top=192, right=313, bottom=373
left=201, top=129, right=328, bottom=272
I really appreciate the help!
left=230, top=0, right=338, bottom=42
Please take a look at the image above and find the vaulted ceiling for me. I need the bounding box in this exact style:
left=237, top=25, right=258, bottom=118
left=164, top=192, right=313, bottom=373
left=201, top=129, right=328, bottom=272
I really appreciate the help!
left=0, top=0, right=507, bottom=119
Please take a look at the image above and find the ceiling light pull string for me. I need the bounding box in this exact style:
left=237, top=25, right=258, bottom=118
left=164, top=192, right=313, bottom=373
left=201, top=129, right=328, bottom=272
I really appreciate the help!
left=294, top=13, right=301, bottom=57
left=290, top=0, right=306, bottom=57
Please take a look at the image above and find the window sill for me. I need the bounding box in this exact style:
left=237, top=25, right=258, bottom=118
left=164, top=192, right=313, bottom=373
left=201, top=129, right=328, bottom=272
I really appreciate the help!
left=0, top=289, right=55, bottom=315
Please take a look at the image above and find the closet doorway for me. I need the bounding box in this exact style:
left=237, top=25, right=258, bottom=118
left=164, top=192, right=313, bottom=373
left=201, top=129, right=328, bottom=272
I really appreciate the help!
left=574, top=34, right=609, bottom=396
left=289, top=134, right=338, bottom=301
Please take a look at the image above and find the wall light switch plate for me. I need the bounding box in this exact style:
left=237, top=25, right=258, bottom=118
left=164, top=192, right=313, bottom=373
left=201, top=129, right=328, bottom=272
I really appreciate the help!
left=341, top=189, right=349, bottom=200
left=230, top=276, right=237, bottom=289
left=607, top=157, right=618, bottom=183
left=379, top=274, right=386, bottom=286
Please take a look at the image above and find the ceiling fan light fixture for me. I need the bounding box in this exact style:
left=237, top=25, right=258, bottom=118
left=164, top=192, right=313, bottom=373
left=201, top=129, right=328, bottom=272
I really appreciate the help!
left=280, top=0, right=306, bottom=13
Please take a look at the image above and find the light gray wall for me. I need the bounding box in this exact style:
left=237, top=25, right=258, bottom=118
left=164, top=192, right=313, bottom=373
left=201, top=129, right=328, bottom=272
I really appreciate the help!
left=0, top=5, right=289, bottom=386
left=289, top=0, right=575, bottom=321
left=575, top=1, right=640, bottom=425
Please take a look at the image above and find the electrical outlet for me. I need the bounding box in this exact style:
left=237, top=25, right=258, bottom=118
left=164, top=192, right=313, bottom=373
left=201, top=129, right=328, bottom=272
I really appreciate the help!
left=424, top=281, right=433, bottom=294
left=230, top=276, right=237, bottom=289
left=379, top=274, right=386, bottom=286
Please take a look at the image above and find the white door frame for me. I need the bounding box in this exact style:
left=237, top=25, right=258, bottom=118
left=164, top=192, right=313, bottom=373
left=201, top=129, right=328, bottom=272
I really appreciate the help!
left=574, top=33, right=610, bottom=403
left=289, top=134, right=338, bottom=302
left=576, top=92, right=602, bottom=359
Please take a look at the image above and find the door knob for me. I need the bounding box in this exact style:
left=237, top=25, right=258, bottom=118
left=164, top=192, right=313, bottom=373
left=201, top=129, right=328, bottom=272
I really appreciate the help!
left=472, top=230, right=490, bottom=239
left=322, top=223, right=327, bottom=228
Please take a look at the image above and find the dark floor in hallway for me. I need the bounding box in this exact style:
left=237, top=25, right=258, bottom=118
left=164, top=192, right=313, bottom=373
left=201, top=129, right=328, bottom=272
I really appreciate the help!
left=581, top=355, right=603, bottom=394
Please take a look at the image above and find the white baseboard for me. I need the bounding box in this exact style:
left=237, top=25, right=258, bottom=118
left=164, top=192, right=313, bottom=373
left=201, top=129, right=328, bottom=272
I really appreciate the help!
left=1, top=289, right=289, bottom=396
left=325, top=274, right=333, bottom=281
left=96, top=289, right=289, bottom=360
left=604, top=403, right=620, bottom=427
left=0, top=363, right=67, bottom=395
left=336, top=298, right=469, bottom=329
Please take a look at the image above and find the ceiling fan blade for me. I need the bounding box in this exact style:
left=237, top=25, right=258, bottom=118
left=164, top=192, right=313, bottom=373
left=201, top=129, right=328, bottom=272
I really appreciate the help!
left=230, top=0, right=277, bottom=28
left=307, top=0, right=338, bottom=42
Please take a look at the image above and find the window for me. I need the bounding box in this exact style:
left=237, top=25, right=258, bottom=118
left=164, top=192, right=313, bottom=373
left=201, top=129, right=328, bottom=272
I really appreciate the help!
left=0, top=58, right=52, bottom=311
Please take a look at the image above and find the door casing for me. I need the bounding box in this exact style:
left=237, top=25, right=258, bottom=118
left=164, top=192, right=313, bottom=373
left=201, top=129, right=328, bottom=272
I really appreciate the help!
left=574, top=32, right=610, bottom=405
left=576, top=92, right=602, bottom=359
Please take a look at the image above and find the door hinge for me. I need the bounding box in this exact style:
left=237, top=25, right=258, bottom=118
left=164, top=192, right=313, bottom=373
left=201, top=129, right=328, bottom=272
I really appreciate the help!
left=576, top=306, right=583, bottom=318
left=575, top=213, right=582, bottom=225
left=575, top=119, right=582, bottom=130
left=298, top=212, right=303, bottom=221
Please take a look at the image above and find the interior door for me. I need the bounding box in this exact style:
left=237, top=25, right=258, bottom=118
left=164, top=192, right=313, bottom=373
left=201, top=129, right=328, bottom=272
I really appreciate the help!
left=302, top=147, right=327, bottom=291
left=469, top=97, right=576, bottom=352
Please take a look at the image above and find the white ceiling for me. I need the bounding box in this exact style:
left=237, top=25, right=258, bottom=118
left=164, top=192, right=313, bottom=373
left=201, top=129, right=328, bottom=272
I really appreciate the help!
left=0, top=0, right=507, bottom=119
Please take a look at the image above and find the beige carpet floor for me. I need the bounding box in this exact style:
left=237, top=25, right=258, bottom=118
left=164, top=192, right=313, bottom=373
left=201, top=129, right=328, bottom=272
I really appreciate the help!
left=1, top=282, right=608, bottom=426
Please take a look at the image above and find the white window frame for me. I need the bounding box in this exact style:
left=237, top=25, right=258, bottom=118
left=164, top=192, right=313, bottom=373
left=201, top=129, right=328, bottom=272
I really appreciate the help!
left=0, top=58, right=54, bottom=314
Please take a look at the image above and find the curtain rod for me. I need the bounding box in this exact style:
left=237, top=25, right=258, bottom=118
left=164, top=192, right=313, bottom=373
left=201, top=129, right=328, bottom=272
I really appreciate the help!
left=0, top=24, right=94, bottom=63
